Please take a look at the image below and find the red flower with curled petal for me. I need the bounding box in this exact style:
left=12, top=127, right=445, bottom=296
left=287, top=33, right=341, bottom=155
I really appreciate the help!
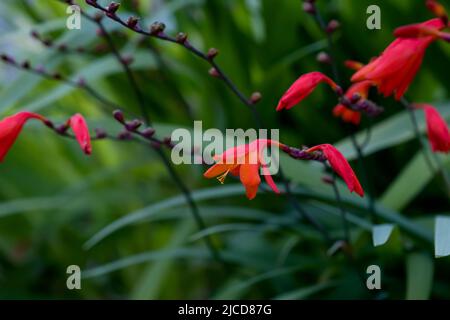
left=306, top=144, right=364, bottom=197
left=0, top=111, right=48, bottom=162
left=68, top=113, right=92, bottom=155
left=333, top=81, right=373, bottom=125
left=276, top=72, right=339, bottom=111
left=352, top=18, right=446, bottom=100
left=415, top=104, right=450, bottom=153
left=204, top=139, right=280, bottom=200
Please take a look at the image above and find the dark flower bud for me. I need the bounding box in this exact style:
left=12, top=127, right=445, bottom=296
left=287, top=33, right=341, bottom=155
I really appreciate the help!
left=150, top=21, right=166, bottom=35
left=106, top=2, right=120, bottom=14
left=53, top=73, right=62, bottom=80
left=163, top=137, right=173, bottom=148
left=207, top=48, right=219, bottom=59
left=326, top=20, right=340, bottom=33
left=334, top=85, right=343, bottom=96
left=321, top=175, right=334, bottom=185
left=316, top=51, right=331, bottom=64
left=43, top=39, right=53, bottom=47
left=127, top=16, right=139, bottom=29
left=85, top=0, right=97, bottom=5
left=350, top=93, right=361, bottom=104
left=125, top=119, right=143, bottom=131
left=95, top=128, right=107, bottom=139
left=208, top=67, right=220, bottom=78
left=113, top=110, right=125, bottom=123
left=303, top=2, right=316, bottom=14
left=141, top=127, right=155, bottom=138
left=118, top=131, right=133, bottom=140
left=176, top=32, right=188, bottom=43
left=250, top=92, right=262, bottom=104
left=150, top=140, right=162, bottom=149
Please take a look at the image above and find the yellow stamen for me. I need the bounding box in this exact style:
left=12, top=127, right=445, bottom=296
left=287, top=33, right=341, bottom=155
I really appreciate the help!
left=216, top=170, right=230, bottom=184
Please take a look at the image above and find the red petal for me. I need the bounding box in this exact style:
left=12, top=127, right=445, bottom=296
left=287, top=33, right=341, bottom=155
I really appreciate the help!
left=276, top=72, right=337, bottom=111
left=0, top=111, right=46, bottom=162
left=69, top=114, right=92, bottom=155
left=421, top=105, right=450, bottom=153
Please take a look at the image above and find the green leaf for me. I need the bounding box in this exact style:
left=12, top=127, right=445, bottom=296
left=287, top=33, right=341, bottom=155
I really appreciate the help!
left=406, top=253, right=434, bottom=300
left=435, top=216, right=450, bottom=258
left=372, top=224, right=395, bottom=247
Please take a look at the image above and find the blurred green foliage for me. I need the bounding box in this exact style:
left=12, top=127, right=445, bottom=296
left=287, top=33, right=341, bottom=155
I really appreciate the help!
left=0, top=0, right=449, bottom=299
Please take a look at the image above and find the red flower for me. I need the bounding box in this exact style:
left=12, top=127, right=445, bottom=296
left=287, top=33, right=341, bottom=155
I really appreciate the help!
left=204, top=139, right=280, bottom=200
left=306, top=144, right=364, bottom=197
left=68, top=113, right=92, bottom=155
left=352, top=18, right=446, bottom=100
left=276, top=72, right=339, bottom=111
left=0, top=111, right=47, bottom=162
left=416, top=104, right=450, bottom=153
left=333, top=81, right=373, bottom=125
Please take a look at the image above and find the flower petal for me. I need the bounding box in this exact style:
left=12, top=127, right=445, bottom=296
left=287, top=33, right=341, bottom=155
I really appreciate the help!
left=69, top=113, right=92, bottom=155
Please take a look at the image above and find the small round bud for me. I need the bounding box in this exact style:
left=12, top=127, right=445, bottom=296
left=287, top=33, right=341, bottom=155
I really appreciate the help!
left=127, top=16, right=139, bottom=29
left=176, top=32, right=188, bottom=43
left=95, top=128, right=107, bottom=139
left=113, top=110, right=125, bottom=123
left=208, top=67, right=220, bottom=78
left=316, top=51, right=331, bottom=64
left=326, top=20, right=340, bottom=33
left=150, top=21, right=166, bottom=35
left=56, top=124, right=69, bottom=134
left=118, top=131, right=133, bottom=140
left=303, top=2, right=316, bottom=14
left=125, top=119, right=143, bottom=131
left=141, top=128, right=155, bottom=138
left=22, top=61, right=31, bottom=69
left=30, top=30, right=40, bottom=39
left=334, top=85, right=343, bottom=96
left=106, top=2, right=120, bottom=14
left=207, top=48, right=219, bottom=59
left=350, top=93, right=361, bottom=104
left=53, top=73, right=62, bottom=80
left=250, top=92, right=262, bottom=104
left=163, top=137, right=173, bottom=148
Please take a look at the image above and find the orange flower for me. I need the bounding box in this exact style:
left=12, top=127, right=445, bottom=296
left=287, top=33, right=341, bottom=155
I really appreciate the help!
left=333, top=81, right=373, bottom=125
left=416, top=104, right=450, bottom=153
left=0, top=111, right=47, bottom=162
left=204, top=139, right=280, bottom=200
left=352, top=18, right=446, bottom=100
left=306, top=144, right=364, bottom=197
left=276, top=72, right=339, bottom=111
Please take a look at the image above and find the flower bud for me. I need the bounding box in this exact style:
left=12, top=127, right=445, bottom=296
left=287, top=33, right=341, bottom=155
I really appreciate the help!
left=150, top=21, right=166, bottom=35
left=95, top=128, right=107, bottom=139
left=118, top=131, right=133, bottom=140
left=303, top=2, right=316, bottom=14
left=208, top=67, right=220, bottom=78
left=176, top=32, right=188, bottom=43
left=250, top=92, right=262, bottom=104
left=207, top=48, right=219, bottom=59
left=113, top=110, right=125, bottom=123
left=125, top=119, right=143, bottom=131
left=106, top=2, right=120, bottom=15
left=141, top=127, right=155, bottom=138
left=326, top=20, right=340, bottom=33
left=127, top=16, right=139, bottom=29
left=316, top=51, right=331, bottom=64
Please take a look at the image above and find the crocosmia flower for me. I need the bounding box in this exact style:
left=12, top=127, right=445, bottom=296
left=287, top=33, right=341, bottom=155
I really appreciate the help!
left=0, top=111, right=47, bottom=162
left=333, top=81, right=373, bottom=125
left=416, top=104, right=450, bottom=153
left=276, top=72, right=339, bottom=111
left=306, top=144, right=364, bottom=197
left=69, top=113, right=92, bottom=155
left=204, top=139, right=280, bottom=200
left=352, top=18, right=446, bottom=100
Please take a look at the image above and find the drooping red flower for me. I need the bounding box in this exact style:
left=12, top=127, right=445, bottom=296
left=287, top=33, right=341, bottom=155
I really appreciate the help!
left=416, top=104, right=450, bottom=153
left=352, top=18, right=446, bottom=100
left=0, top=111, right=47, bottom=162
left=306, top=144, right=364, bottom=197
left=333, top=81, right=373, bottom=125
left=68, top=113, right=92, bottom=155
left=276, top=72, right=339, bottom=111
left=204, top=139, right=280, bottom=200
